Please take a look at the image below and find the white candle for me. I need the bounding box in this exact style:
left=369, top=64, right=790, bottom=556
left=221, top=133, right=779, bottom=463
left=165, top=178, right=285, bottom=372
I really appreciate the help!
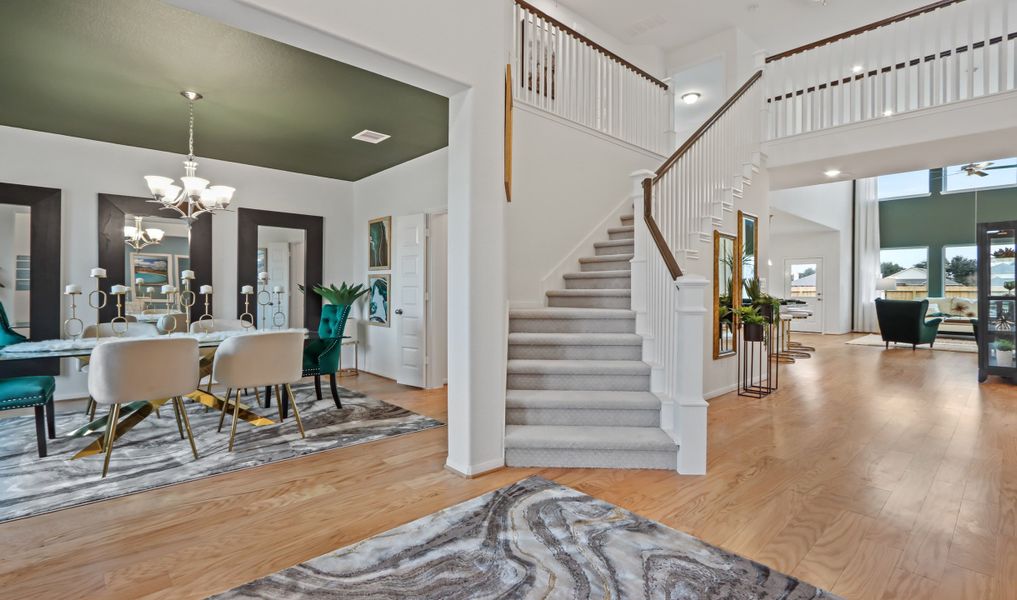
left=181, top=270, right=195, bottom=280
left=258, top=272, right=269, bottom=282
left=241, top=285, right=255, bottom=294
left=135, top=278, right=144, bottom=285
left=161, top=285, right=177, bottom=294
left=90, top=268, right=107, bottom=278
left=65, top=284, right=81, bottom=294
left=273, top=285, right=284, bottom=293
left=199, top=285, right=213, bottom=294
left=111, top=284, right=128, bottom=295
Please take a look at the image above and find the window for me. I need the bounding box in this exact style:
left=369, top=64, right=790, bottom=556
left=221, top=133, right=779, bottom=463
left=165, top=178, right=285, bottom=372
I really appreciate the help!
left=879, top=247, right=929, bottom=299
left=877, top=169, right=930, bottom=200
left=943, top=245, right=977, bottom=300
left=944, top=157, right=1017, bottom=192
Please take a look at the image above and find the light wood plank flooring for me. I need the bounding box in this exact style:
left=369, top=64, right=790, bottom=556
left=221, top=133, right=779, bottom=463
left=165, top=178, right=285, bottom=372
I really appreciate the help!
left=1, top=333, right=1015, bottom=599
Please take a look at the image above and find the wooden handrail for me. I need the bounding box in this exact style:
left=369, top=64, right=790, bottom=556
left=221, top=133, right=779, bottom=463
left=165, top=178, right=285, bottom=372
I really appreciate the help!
left=766, top=0, right=966, bottom=63
left=644, top=70, right=764, bottom=280
left=514, top=0, right=668, bottom=89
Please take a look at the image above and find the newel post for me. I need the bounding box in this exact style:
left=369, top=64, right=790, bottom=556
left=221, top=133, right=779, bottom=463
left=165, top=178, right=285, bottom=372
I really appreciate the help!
left=673, top=274, right=709, bottom=474
left=629, top=170, right=654, bottom=335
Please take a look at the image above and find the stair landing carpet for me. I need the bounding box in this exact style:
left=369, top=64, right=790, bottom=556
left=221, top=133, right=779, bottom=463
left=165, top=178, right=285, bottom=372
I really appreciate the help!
left=0, top=383, right=442, bottom=524
left=212, top=476, right=835, bottom=599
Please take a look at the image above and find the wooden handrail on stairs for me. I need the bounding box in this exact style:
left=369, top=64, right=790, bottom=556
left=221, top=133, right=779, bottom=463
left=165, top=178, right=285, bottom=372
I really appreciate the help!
left=642, top=70, right=764, bottom=281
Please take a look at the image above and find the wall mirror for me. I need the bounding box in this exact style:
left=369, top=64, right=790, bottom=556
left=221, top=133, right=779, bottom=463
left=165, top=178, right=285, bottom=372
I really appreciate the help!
left=0, top=182, right=61, bottom=378
left=714, top=231, right=737, bottom=359
left=237, top=208, right=323, bottom=333
left=98, top=194, right=212, bottom=323
left=738, top=210, right=760, bottom=294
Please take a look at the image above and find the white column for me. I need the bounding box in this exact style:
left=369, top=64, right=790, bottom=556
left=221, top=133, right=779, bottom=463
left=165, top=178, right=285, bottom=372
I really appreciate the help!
left=673, top=274, right=708, bottom=474
left=630, top=169, right=654, bottom=336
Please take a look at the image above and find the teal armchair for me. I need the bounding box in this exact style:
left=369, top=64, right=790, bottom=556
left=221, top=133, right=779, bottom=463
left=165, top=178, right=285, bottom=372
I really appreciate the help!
left=874, top=298, right=942, bottom=350
left=302, top=304, right=352, bottom=408
left=0, top=301, right=56, bottom=457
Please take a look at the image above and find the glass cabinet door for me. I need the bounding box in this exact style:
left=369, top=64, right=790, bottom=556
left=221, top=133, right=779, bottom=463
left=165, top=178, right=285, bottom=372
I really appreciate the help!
left=987, top=227, right=1017, bottom=368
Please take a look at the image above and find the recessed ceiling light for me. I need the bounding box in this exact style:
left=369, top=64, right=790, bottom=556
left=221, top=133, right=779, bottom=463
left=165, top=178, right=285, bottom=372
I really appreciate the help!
left=824, top=169, right=842, bottom=178
left=681, top=92, right=702, bottom=105
left=852, top=65, right=863, bottom=73
left=352, top=129, right=391, bottom=144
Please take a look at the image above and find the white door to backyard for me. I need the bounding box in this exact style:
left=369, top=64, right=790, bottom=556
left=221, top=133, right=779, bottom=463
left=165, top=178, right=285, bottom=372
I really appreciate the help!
left=784, top=258, right=823, bottom=333
left=394, top=213, right=426, bottom=388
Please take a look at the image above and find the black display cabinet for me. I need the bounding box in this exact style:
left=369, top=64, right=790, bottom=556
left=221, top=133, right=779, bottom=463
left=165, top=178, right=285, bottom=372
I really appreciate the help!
left=977, top=221, right=1017, bottom=382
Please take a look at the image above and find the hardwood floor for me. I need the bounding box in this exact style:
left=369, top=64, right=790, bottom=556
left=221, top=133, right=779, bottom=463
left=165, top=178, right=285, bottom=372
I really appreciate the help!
left=2, top=335, right=1016, bottom=599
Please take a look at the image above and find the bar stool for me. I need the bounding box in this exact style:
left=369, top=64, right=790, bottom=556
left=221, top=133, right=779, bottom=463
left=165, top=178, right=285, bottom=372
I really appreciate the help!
left=87, top=337, right=200, bottom=477
left=212, top=331, right=305, bottom=451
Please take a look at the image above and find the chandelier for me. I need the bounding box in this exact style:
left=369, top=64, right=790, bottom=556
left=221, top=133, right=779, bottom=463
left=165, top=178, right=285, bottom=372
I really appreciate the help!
left=144, top=91, right=235, bottom=223
left=123, top=215, right=164, bottom=251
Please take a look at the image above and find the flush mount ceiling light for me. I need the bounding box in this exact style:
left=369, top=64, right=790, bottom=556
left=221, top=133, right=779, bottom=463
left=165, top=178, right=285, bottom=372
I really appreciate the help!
left=852, top=65, right=864, bottom=73
left=680, top=92, right=702, bottom=105
left=824, top=169, right=842, bottom=178
left=352, top=129, right=391, bottom=144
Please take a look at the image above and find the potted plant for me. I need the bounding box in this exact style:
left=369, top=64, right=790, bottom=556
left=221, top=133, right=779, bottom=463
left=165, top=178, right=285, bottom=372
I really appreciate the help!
left=735, top=305, right=767, bottom=342
left=1005, top=281, right=1016, bottom=297
left=995, top=338, right=1015, bottom=367
left=993, top=247, right=1016, bottom=259
left=744, top=277, right=781, bottom=321
left=298, top=282, right=369, bottom=339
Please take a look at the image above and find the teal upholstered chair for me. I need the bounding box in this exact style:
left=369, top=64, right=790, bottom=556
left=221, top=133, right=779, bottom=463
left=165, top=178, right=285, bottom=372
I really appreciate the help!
left=302, top=304, right=352, bottom=408
left=874, top=298, right=943, bottom=350
left=0, top=301, right=56, bottom=457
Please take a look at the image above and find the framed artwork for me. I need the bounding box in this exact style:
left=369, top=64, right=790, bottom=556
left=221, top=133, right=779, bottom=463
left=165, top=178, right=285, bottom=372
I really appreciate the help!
left=367, top=274, right=390, bottom=327
left=368, top=216, right=391, bottom=271
left=131, top=252, right=172, bottom=303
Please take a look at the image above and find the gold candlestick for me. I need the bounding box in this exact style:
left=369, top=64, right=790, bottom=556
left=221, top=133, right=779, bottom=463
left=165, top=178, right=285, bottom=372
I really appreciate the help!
left=88, top=271, right=108, bottom=341
left=240, top=287, right=255, bottom=329
left=272, top=289, right=286, bottom=329
left=179, top=276, right=196, bottom=332
left=257, top=281, right=272, bottom=330
left=63, top=289, right=84, bottom=340
left=110, top=287, right=129, bottom=337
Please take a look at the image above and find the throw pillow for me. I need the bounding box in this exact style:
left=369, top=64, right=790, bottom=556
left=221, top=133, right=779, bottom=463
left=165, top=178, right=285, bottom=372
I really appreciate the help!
left=950, top=298, right=976, bottom=317
left=927, top=303, right=941, bottom=315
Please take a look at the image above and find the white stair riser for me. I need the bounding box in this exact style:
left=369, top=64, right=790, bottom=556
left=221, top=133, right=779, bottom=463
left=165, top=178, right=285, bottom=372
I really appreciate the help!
left=509, top=317, right=635, bottom=334
left=507, top=373, right=649, bottom=391
left=580, top=259, right=631, bottom=272
left=508, top=343, right=642, bottom=360
left=595, top=242, right=634, bottom=256
left=506, top=448, right=677, bottom=470
left=620, top=215, right=634, bottom=226
left=547, top=294, right=630, bottom=309
left=506, top=407, right=659, bottom=427
left=564, top=276, right=630, bottom=290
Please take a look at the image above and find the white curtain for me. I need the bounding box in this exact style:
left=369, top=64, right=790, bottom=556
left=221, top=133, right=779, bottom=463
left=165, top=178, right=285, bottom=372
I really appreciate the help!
left=854, top=178, right=880, bottom=332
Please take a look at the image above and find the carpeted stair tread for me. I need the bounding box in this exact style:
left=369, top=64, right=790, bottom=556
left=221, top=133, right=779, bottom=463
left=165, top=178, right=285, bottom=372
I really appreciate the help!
left=607, top=226, right=634, bottom=235
left=506, top=390, right=660, bottom=410
left=579, top=253, right=633, bottom=264
left=510, top=308, right=634, bottom=319
left=507, top=359, right=650, bottom=376
left=546, top=289, right=630, bottom=297
left=594, top=239, right=634, bottom=250
left=508, top=332, right=642, bottom=346
left=505, top=425, right=676, bottom=451
left=563, top=270, right=631, bottom=279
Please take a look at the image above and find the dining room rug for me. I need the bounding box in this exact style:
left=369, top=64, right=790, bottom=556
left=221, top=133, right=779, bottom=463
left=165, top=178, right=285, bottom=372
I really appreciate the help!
left=0, top=383, right=443, bottom=524
left=210, top=476, right=835, bottom=599
left=846, top=333, right=977, bottom=353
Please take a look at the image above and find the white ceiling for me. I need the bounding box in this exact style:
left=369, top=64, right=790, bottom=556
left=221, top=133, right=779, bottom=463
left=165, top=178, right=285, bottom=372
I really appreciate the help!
left=554, top=0, right=933, bottom=54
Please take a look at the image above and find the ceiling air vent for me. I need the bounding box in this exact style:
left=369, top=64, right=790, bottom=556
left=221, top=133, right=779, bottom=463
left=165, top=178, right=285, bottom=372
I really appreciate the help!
left=352, top=129, right=391, bottom=144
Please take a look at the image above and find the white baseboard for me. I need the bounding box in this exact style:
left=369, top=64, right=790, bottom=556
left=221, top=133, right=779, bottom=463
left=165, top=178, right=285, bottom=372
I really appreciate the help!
left=445, top=456, right=505, bottom=477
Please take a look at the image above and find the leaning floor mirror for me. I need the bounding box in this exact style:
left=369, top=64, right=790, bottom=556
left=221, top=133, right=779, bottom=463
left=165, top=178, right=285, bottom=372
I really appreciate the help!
left=714, top=231, right=737, bottom=359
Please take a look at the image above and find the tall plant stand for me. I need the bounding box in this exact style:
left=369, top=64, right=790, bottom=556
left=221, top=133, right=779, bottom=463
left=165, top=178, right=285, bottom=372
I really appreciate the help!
left=737, top=320, right=776, bottom=398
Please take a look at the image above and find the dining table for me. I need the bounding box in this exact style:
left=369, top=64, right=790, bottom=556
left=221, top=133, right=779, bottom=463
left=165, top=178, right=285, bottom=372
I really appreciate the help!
left=0, top=330, right=306, bottom=458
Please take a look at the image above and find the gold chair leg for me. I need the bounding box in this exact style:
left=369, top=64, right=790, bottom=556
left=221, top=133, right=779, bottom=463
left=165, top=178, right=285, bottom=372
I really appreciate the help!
left=255, top=387, right=262, bottom=407
left=228, top=388, right=242, bottom=451
left=175, top=397, right=199, bottom=460
left=101, top=404, right=121, bottom=478
left=217, top=389, right=231, bottom=433
left=171, top=397, right=185, bottom=439
left=274, top=385, right=284, bottom=422
left=88, top=398, right=97, bottom=420
left=285, top=384, right=305, bottom=439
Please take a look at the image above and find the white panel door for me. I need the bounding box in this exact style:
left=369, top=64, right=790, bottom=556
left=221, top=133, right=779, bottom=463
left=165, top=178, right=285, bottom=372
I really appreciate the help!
left=394, top=213, right=427, bottom=388
left=784, top=258, right=823, bottom=333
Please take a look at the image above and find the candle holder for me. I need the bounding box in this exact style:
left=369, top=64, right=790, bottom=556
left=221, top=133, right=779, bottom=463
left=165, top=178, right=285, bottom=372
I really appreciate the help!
left=110, top=287, right=129, bottom=337
left=272, top=289, right=286, bottom=328
left=257, top=281, right=272, bottom=330
left=179, top=275, right=197, bottom=332
left=88, top=271, right=108, bottom=341
left=240, top=286, right=255, bottom=329
left=198, top=291, right=213, bottom=325
left=160, top=288, right=178, bottom=334
left=63, top=289, right=84, bottom=340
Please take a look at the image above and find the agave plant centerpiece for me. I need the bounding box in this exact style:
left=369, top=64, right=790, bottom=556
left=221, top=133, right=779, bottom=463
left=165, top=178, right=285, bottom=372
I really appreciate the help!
left=298, top=282, right=369, bottom=340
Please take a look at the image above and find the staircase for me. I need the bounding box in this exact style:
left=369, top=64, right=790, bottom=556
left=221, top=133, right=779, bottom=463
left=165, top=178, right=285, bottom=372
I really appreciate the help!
left=505, top=214, right=678, bottom=470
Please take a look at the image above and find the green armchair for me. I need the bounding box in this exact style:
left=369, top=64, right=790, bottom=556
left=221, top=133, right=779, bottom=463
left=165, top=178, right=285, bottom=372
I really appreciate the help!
left=302, top=304, right=352, bottom=408
left=0, top=301, right=56, bottom=457
left=874, top=298, right=943, bottom=350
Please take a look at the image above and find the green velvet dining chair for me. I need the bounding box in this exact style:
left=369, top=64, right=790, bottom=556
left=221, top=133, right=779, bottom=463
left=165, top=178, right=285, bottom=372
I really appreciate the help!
left=302, top=304, right=352, bottom=409
left=0, top=301, right=57, bottom=457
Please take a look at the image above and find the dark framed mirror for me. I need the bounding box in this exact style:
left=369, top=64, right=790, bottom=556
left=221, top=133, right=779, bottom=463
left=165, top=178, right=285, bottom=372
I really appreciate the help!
left=714, top=230, right=737, bottom=359
left=98, top=194, right=212, bottom=324
left=0, top=182, right=61, bottom=377
left=236, top=208, right=323, bottom=333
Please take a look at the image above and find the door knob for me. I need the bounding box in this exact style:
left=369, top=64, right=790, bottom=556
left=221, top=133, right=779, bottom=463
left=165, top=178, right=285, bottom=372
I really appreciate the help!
left=394, top=309, right=404, bottom=315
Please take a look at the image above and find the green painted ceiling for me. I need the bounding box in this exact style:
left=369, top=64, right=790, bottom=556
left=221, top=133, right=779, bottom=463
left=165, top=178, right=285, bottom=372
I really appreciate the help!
left=0, top=0, right=448, bottom=181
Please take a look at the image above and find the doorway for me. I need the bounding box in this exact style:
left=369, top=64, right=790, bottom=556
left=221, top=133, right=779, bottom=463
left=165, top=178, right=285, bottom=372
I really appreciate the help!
left=785, top=258, right=824, bottom=333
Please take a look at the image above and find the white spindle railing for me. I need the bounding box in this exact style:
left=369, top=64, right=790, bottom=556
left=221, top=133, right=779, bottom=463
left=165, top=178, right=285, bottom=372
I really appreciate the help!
left=512, top=0, right=673, bottom=155
left=766, top=0, right=1017, bottom=139
left=631, top=73, right=764, bottom=474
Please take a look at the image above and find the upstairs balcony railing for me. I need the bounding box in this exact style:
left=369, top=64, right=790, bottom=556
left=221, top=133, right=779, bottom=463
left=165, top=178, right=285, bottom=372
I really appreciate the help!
left=765, top=0, right=1017, bottom=139
left=511, top=0, right=673, bottom=155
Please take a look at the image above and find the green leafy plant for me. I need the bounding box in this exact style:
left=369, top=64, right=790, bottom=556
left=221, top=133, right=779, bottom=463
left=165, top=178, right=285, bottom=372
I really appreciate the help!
left=1005, top=281, right=1016, bottom=295
left=993, top=247, right=1015, bottom=258
left=995, top=339, right=1014, bottom=352
left=298, top=282, right=369, bottom=306
left=734, top=305, right=767, bottom=325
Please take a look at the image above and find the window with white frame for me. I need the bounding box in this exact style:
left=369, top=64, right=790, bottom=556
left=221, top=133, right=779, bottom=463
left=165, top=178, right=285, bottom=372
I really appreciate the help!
left=944, top=158, right=1017, bottom=193
left=877, top=169, right=930, bottom=200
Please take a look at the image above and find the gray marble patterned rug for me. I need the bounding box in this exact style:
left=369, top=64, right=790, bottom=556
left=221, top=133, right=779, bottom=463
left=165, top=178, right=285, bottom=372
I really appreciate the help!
left=211, top=476, right=836, bottom=599
left=0, top=383, right=442, bottom=524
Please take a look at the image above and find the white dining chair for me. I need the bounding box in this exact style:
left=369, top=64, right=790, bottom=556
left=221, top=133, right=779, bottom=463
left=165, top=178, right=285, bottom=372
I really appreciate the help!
left=82, top=321, right=159, bottom=338
left=157, top=312, right=189, bottom=334
left=189, top=319, right=250, bottom=334
left=212, top=331, right=305, bottom=451
left=87, top=337, right=201, bottom=477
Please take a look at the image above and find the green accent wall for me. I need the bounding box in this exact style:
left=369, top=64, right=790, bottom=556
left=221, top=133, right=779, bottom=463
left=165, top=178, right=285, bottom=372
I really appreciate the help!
left=880, top=169, right=1017, bottom=296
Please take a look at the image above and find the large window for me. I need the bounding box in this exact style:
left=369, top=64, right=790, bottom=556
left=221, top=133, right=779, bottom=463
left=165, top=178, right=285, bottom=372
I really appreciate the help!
left=879, top=247, right=929, bottom=299
left=943, top=245, right=977, bottom=300
left=944, top=157, right=1017, bottom=193
left=877, top=169, right=930, bottom=200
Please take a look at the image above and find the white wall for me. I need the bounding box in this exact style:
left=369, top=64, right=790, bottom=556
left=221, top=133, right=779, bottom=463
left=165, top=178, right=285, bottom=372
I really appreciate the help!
left=351, top=148, right=449, bottom=382
left=0, top=124, right=354, bottom=400
left=508, top=107, right=662, bottom=306
left=666, top=28, right=761, bottom=101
